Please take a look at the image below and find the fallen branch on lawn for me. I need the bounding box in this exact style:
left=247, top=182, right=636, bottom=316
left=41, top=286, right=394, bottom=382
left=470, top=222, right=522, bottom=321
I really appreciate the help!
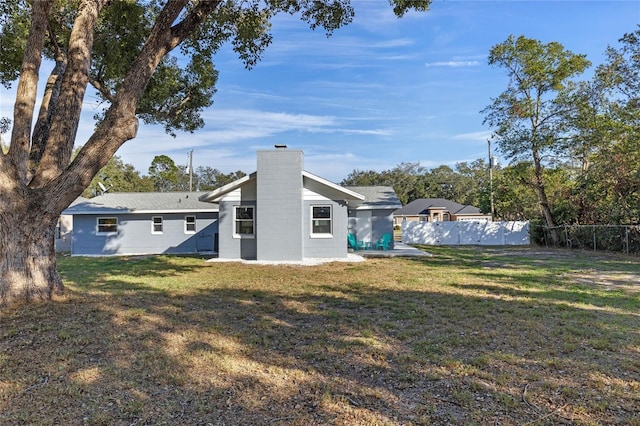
left=522, top=382, right=572, bottom=425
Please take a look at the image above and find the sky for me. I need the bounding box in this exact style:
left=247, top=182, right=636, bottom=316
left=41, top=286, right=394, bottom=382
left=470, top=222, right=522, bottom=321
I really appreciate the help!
left=1, top=0, right=639, bottom=183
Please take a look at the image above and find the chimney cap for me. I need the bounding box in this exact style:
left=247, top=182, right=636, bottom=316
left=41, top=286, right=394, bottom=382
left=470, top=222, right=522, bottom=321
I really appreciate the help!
left=274, top=144, right=287, bottom=149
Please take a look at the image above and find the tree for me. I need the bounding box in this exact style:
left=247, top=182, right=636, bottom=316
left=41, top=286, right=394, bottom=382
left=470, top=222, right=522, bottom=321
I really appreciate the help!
left=195, top=166, right=246, bottom=191
left=83, top=154, right=153, bottom=197
left=148, top=154, right=181, bottom=192
left=482, top=35, right=591, bottom=238
left=591, top=27, right=640, bottom=224
left=0, top=0, right=431, bottom=305
left=492, top=163, right=538, bottom=221
left=422, top=165, right=459, bottom=201
left=454, top=159, right=491, bottom=212
left=385, top=162, right=427, bottom=205
left=340, top=162, right=427, bottom=205
left=340, top=169, right=387, bottom=187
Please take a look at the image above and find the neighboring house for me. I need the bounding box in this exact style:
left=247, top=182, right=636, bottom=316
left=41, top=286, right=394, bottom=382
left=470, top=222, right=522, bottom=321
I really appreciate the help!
left=394, top=198, right=492, bottom=226
left=55, top=196, right=88, bottom=253
left=199, top=147, right=400, bottom=262
left=62, top=192, right=218, bottom=256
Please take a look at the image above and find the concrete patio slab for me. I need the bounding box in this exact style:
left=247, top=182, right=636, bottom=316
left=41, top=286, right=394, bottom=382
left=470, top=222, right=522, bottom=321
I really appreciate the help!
left=354, top=242, right=432, bottom=258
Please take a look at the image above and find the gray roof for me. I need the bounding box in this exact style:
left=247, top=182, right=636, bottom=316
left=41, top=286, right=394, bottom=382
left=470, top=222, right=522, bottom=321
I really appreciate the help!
left=345, top=186, right=402, bottom=210
left=63, top=192, right=218, bottom=215
left=394, top=198, right=482, bottom=216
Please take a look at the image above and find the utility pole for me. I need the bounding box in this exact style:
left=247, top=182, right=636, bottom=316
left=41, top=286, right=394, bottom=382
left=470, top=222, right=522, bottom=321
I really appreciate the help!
left=188, top=150, right=193, bottom=192
left=488, top=139, right=494, bottom=220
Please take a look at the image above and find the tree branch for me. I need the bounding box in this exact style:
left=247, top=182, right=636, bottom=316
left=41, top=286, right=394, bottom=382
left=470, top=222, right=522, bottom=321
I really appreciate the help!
left=6, top=0, right=55, bottom=185
left=88, top=76, right=115, bottom=103
left=31, top=0, right=110, bottom=188
left=39, top=0, right=225, bottom=206
left=29, top=54, right=67, bottom=180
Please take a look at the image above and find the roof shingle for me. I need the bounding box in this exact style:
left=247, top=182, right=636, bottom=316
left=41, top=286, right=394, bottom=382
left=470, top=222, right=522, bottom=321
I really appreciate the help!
left=63, top=192, right=218, bottom=215
left=394, top=198, right=482, bottom=216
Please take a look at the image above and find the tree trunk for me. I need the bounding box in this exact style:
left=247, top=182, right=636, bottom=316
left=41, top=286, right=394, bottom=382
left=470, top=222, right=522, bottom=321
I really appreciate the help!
left=0, top=199, right=63, bottom=306
left=532, top=145, right=558, bottom=245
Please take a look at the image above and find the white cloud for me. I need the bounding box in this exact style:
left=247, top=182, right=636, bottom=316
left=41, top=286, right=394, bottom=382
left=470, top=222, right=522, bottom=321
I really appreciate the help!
left=452, top=130, right=492, bottom=141
left=425, top=60, right=479, bottom=67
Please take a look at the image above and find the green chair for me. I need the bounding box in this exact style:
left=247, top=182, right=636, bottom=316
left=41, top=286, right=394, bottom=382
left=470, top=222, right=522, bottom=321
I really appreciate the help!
left=348, top=233, right=365, bottom=251
left=375, top=233, right=392, bottom=250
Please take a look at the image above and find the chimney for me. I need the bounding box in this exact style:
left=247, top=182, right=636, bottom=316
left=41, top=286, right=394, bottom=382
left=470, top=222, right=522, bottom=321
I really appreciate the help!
left=256, top=147, right=304, bottom=261
left=274, top=144, right=287, bottom=149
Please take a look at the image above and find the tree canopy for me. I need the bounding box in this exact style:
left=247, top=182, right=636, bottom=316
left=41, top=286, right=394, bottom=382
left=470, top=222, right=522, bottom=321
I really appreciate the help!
left=482, top=35, right=591, bottom=235
left=0, top=0, right=432, bottom=306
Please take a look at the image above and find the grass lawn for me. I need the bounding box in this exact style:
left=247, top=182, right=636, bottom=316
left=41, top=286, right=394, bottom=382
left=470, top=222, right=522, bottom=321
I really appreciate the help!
left=1, top=246, right=639, bottom=425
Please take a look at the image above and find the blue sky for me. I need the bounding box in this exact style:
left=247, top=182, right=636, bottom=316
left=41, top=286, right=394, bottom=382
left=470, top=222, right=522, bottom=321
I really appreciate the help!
left=1, top=1, right=639, bottom=183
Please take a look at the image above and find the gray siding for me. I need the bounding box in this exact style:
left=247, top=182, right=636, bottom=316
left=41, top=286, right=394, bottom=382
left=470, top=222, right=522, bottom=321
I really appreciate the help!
left=303, top=200, right=349, bottom=258
left=372, top=210, right=395, bottom=249
left=348, top=208, right=395, bottom=249
left=71, top=213, right=218, bottom=255
left=217, top=200, right=257, bottom=260
left=256, top=150, right=304, bottom=261
left=55, top=214, right=73, bottom=252
left=200, top=150, right=398, bottom=261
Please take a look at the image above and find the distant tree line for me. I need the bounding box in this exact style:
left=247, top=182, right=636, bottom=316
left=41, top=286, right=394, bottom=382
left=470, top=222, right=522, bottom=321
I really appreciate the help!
left=83, top=153, right=246, bottom=197
left=85, top=27, right=638, bottom=228
left=345, top=28, right=639, bottom=228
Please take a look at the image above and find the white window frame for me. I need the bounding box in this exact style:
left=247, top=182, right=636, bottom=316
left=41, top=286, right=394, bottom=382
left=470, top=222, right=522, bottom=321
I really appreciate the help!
left=152, top=216, right=163, bottom=234
left=97, top=217, right=118, bottom=235
left=233, top=206, right=255, bottom=238
left=310, top=205, right=332, bottom=238
left=184, top=215, right=196, bottom=234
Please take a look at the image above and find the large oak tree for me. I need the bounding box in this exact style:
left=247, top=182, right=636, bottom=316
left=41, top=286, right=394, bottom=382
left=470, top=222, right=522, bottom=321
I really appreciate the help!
left=0, top=0, right=431, bottom=306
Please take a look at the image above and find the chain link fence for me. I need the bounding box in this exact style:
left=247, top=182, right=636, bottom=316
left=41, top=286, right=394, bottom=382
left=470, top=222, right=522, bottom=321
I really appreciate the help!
left=536, top=224, right=640, bottom=254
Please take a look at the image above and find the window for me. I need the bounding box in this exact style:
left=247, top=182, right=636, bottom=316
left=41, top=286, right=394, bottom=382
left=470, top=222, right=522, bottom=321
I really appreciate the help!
left=152, top=216, right=163, bottom=234
left=311, top=205, right=332, bottom=236
left=97, top=217, right=118, bottom=234
left=234, top=206, right=254, bottom=237
left=184, top=216, right=196, bottom=234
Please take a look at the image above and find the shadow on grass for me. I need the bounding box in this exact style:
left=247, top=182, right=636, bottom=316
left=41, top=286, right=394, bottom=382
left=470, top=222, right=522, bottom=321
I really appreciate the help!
left=411, top=244, right=640, bottom=272
left=1, top=252, right=639, bottom=425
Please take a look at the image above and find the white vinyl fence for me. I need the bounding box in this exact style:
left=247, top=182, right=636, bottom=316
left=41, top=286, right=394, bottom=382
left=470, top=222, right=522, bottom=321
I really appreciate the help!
left=402, top=221, right=530, bottom=246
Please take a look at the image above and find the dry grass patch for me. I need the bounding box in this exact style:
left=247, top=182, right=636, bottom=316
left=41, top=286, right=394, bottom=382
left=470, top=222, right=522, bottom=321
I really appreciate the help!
left=0, top=247, right=638, bottom=425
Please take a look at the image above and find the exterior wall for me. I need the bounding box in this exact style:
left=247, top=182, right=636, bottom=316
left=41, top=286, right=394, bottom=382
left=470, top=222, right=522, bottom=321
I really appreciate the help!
left=371, top=210, right=395, bottom=249
left=349, top=210, right=372, bottom=247
left=218, top=199, right=257, bottom=260
left=211, top=150, right=400, bottom=261
left=55, top=214, right=73, bottom=252
left=71, top=212, right=218, bottom=255
left=303, top=199, right=349, bottom=258
left=256, top=150, right=304, bottom=261
left=350, top=209, right=395, bottom=249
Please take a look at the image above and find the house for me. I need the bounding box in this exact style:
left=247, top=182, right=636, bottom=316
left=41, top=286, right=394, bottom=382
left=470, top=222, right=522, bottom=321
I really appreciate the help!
left=199, top=147, right=401, bottom=262
left=55, top=196, right=88, bottom=252
left=394, top=198, right=491, bottom=226
left=62, top=192, right=218, bottom=256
